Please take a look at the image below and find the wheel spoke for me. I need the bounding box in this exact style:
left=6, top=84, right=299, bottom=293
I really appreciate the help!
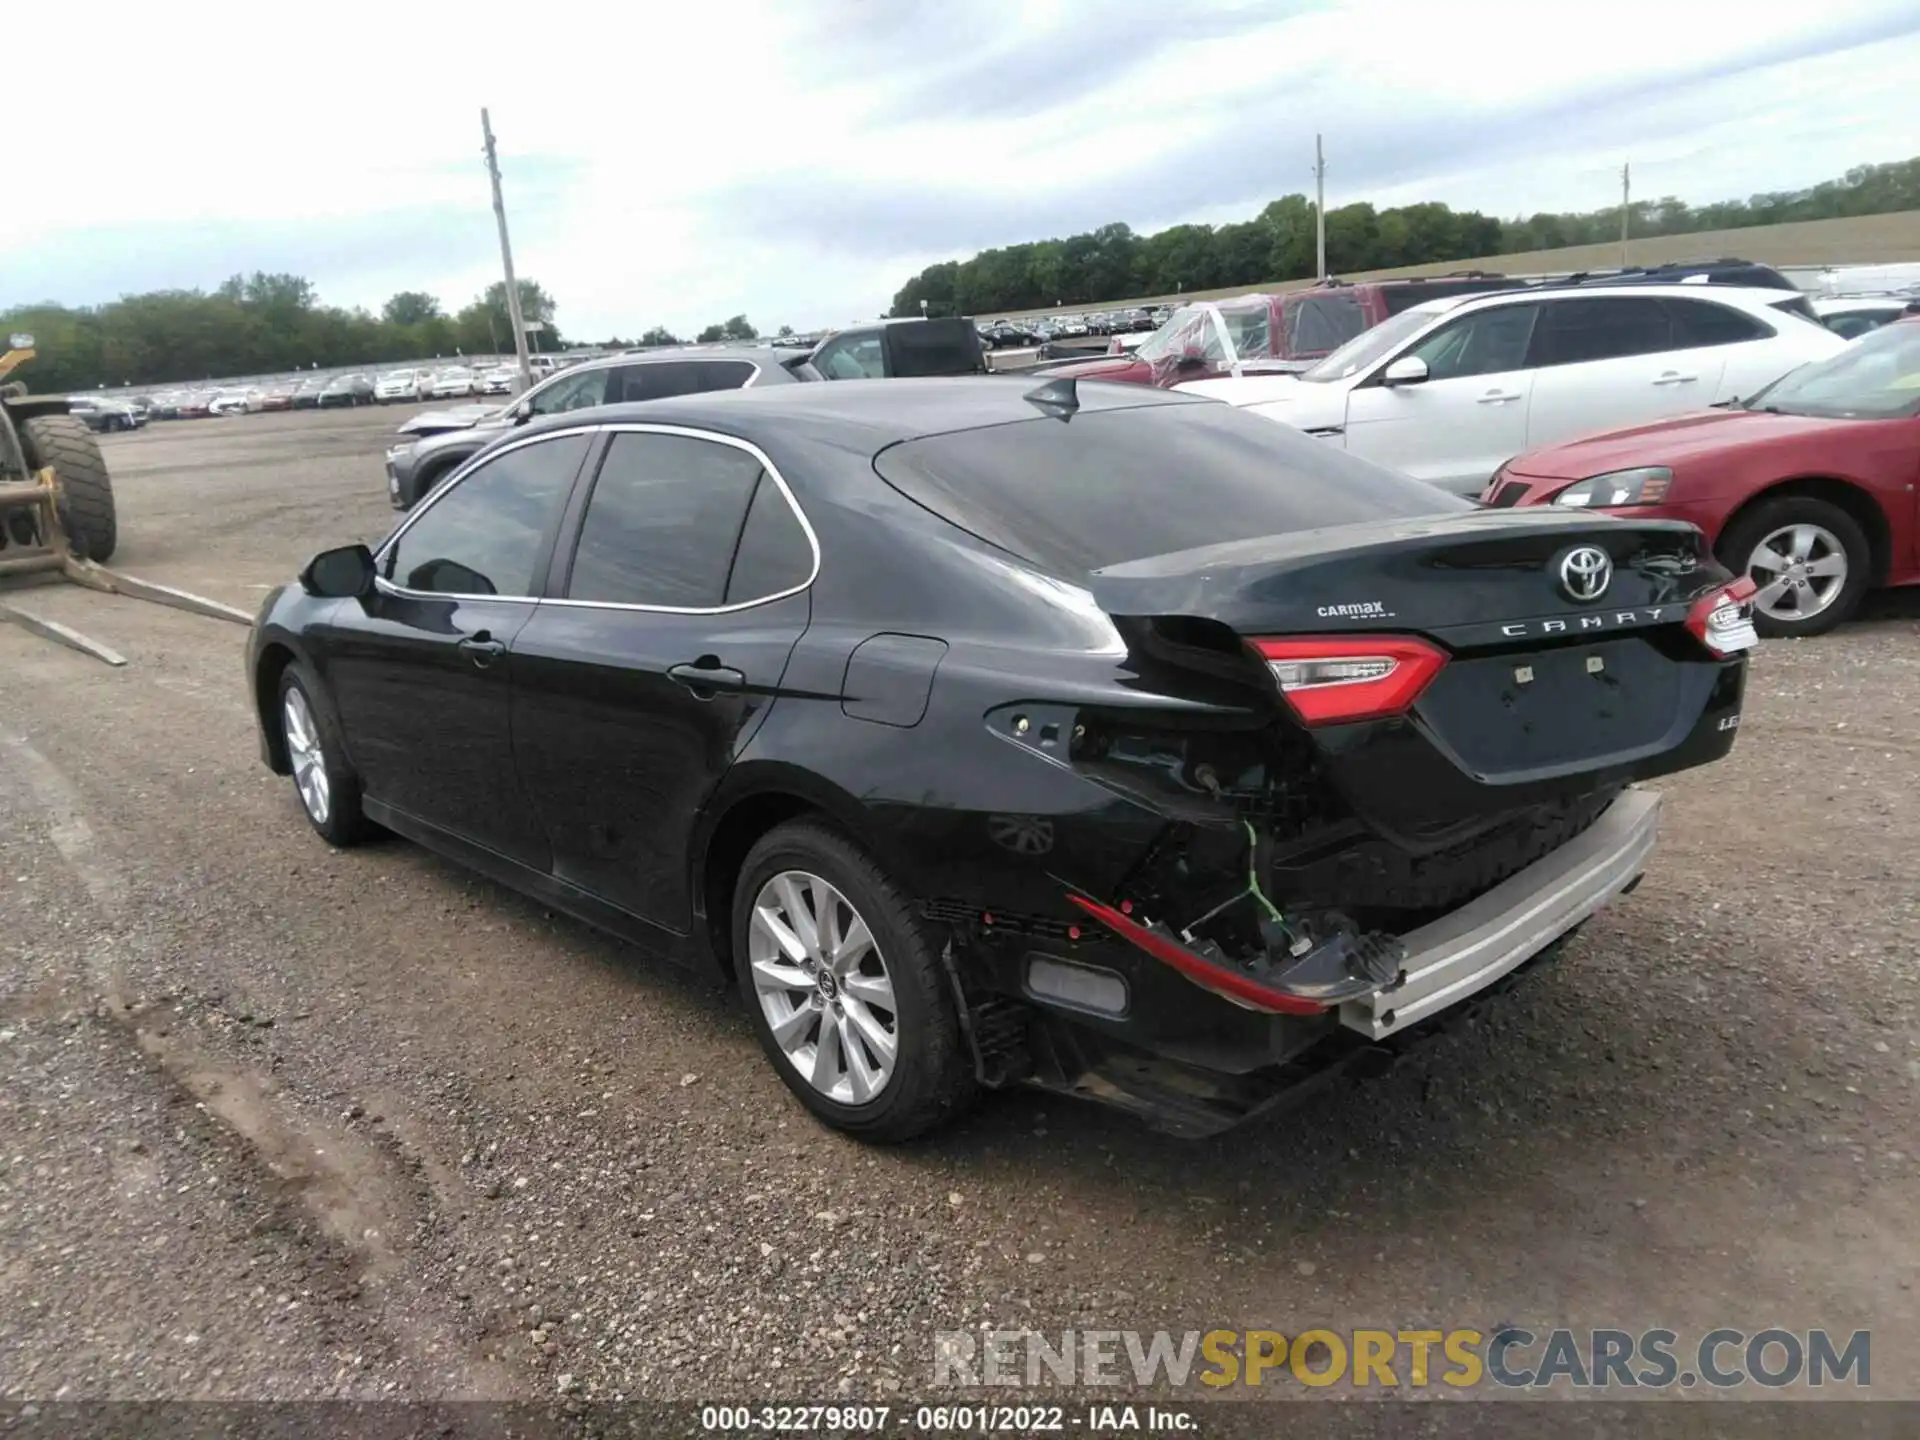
left=810, top=1017, right=843, bottom=1091
left=842, top=997, right=897, bottom=1065
left=1751, top=544, right=1792, bottom=575
left=838, top=1014, right=878, bottom=1103
left=749, top=954, right=812, bottom=996
left=751, top=903, right=811, bottom=967
left=832, top=913, right=875, bottom=974
left=841, top=969, right=894, bottom=1009
left=1788, top=526, right=1817, bottom=561
left=1754, top=577, right=1791, bottom=610
left=767, top=1003, right=816, bottom=1051
left=1803, top=553, right=1845, bottom=578
left=774, top=874, right=820, bottom=960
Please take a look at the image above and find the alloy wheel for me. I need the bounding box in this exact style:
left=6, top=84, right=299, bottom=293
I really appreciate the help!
left=282, top=687, right=331, bottom=825
left=748, top=871, right=899, bottom=1104
left=1747, top=522, right=1848, bottom=624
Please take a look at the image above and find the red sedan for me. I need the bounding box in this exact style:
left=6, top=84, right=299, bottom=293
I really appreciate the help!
left=1489, top=314, right=1920, bottom=637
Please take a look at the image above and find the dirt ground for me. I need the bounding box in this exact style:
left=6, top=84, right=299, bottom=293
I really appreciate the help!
left=1, top=407, right=1916, bottom=1430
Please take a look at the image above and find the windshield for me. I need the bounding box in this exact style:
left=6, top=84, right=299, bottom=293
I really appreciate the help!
left=1136, top=305, right=1208, bottom=362
left=1298, top=307, right=1437, bottom=382
left=1742, top=320, right=1920, bottom=418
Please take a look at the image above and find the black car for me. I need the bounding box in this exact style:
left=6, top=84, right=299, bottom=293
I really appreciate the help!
left=249, top=377, right=1757, bottom=1141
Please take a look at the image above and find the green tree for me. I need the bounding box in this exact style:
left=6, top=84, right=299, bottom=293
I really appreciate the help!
left=696, top=323, right=725, bottom=343
left=638, top=325, right=681, bottom=347
left=776, top=324, right=794, bottom=337
left=720, top=314, right=757, bottom=341
left=382, top=291, right=444, bottom=326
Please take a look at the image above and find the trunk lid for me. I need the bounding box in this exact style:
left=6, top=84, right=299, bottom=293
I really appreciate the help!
left=1087, top=507, right=1746, bottom=835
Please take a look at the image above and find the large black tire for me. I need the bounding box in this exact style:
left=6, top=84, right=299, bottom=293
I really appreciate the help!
left=732, top=821, right=976, bottom=1143
left=1716, top=495, right=1871, bottom=639
left=277, top=662, right=372, bottom=847
left=20, top=413, right=117, bottom=562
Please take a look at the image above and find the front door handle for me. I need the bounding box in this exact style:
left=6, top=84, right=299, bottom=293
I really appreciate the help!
left=458, top=633, right=507, bottom=668
left=668, top=661, right=746, bottom=698
left=1652, top=371, right=1698, bottom=385
left=1477, top=390, right=1522, bottom=404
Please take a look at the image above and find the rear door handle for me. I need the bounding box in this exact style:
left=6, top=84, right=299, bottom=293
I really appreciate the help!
left=1653, top=372, right=1698, bottom=385
left=668, top=661, right=746, bottom=697
left=1477, top=390, right=1522, bottom=404
left=458, top=633, right=507, bottom=668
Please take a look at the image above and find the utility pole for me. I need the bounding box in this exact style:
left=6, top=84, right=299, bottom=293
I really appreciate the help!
left=1620, top=161, right=1631, bottom=267
left=481, top=108, right=533, bottom=390
left=1313, top=133, right=1328, bottom=280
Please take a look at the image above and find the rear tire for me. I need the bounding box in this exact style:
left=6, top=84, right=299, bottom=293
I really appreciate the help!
left=1717, top=496, right=1871, bottom=639
left=732, top=821, right=976, bottom=1142
left=20, top=413, right=117, bottom=562
left=277, top=663, right=371, bottom=847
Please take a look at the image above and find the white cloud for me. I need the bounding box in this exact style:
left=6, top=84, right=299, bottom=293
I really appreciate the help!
left=6, top=0, right=1918, bottom=337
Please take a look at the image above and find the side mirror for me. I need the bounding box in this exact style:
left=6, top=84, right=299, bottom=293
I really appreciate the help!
left=1381, top=356, right=1430, bottom=387
left=510, top=399, right=532, bottom=423
left=299, top=543, right=377, bottom=599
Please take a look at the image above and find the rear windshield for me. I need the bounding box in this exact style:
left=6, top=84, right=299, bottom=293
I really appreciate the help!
left=872, top=400, right=1467, bottom=575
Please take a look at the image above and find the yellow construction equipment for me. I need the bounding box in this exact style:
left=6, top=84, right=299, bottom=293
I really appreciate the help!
left=0, top=334, right=250, bottom=665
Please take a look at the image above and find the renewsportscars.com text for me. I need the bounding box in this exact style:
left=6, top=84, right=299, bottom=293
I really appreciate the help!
left=932, top=1327, right=1871, bottom=1391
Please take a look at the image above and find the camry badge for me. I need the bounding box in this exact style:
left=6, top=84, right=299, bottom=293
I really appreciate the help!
left=1558, top=546, right=1613, bottom=603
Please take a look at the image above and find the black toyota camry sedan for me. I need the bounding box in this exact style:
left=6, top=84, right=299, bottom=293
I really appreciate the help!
left=248, top=376, right=1758, bottom=1141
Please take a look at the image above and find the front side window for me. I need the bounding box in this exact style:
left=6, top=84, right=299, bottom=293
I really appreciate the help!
left=384, top=434, right=587, bottom=596
left=525, top=365, right=611, bottom=416
left=1527, top=297, right=1672, bottom=368
left=565, top=433, right=768, bottom=608
left=1403, top=302, right=1541, bottom=381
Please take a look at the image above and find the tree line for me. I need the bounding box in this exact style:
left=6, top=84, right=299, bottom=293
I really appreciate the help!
left=2, top=275, right=565, bottom=395
left=887, top=155, right=1920, bottom=318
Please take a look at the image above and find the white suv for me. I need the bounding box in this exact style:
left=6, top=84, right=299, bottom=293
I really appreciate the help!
left=1178, top=284, right=1848, bottom=495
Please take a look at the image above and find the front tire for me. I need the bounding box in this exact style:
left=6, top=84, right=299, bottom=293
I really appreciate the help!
left=20, top=413, right=117, bottom=562
left=1717, top=497, right=1871, bottom=639
left=732, top=821, right=976, bottom=1142
left=277, top=663, right=371, bottom=847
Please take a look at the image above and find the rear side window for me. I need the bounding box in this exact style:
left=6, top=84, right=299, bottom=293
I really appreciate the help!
left=873, top=401, right=1467, bottom=576
left=614, top=361, right=754, bottom=402
left=565, top=433, right=764, bottom=608
left=1284, top=294, right=1366, bottom=355
left=725, top=474, right=814, bottom=604
left=1527, top=297, right=1672, bottom=367
left=1664, top=298, right=1771, bottom=346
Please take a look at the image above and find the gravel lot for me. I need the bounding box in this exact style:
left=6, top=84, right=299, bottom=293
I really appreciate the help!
left=1, top=407, right=1916, bottom=1428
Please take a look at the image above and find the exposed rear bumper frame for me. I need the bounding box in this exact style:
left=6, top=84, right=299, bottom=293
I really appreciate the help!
left=1339, top=788, right=1661, bottom=1040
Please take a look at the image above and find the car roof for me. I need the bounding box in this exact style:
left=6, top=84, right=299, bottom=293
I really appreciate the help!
left=1406, top=282, right=1800, bottom=319
left=513, top=374, right=1202, bottom=452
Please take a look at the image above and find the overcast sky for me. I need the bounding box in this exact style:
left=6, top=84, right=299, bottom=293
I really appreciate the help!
left=8, top=0, right=1919, bottom=338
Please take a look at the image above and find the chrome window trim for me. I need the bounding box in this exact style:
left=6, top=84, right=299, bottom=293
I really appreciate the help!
left=373, top=422, right=821, bottom=615
left=374, top=425, right=601, bottom=604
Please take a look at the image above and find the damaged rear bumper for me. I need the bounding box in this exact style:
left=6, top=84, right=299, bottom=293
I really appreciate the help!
left=1338, top=788, right=1661, bottom=1040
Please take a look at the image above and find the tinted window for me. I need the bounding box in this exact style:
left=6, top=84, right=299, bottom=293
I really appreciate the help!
left=1404, top=302, right=1540, bottom=381
left=814, top=335, right=886, bottom=380
left=1527, top=297, right=1672, bottom=367
left=1284, top=295, right=1366, bottom=355
left=1823, top=309, right=1899, bottom=340
left=386, top=434, right=586, bottom=596
left=725, top=474, right=814, bottom=604
left=1664, top=298, right=1770, bottom=346
left=565, top=433, right=763, bottom=608
left=889, top=321, right=983, bottom=377
left=526, top=366, right=610, bottom=416
left=873, top=402, right=1467, bottom=576
left=615, top=360, right=755, bottom=403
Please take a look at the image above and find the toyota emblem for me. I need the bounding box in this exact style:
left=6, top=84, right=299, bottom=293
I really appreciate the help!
left=1558, top=546, right=1613, bottom=603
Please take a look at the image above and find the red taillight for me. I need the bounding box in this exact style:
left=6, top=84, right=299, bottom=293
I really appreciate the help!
left=1251, top=635, right=1447, bottom=726
left=1685, top=576, right=1760, bottom=658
